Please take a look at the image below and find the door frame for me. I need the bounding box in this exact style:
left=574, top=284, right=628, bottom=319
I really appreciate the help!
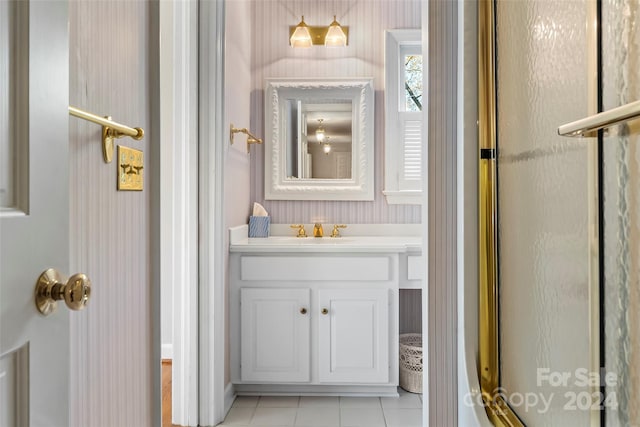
left=158, top=0, right=200, bottom=425
left=162, top=2, right=466, bottom=426
left=159, top=0, right=226, bottom=426
left=198, top=0, right=227, bottom=425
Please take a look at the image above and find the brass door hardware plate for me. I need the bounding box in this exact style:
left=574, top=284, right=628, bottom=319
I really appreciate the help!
left=118, top=145, right=144, bottom=191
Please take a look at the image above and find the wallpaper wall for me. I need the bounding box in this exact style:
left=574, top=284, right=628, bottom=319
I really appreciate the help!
left=249, top=0, right=422, bottom=224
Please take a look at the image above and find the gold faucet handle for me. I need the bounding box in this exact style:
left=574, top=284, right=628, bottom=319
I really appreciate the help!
left=290, top=224, right=307, bottom=237
left=330, top=224, right=347, bottom=238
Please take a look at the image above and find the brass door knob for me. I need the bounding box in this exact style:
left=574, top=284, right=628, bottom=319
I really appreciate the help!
left=35, top=268, right=91, bottom=316
left=321, top=308, right=329, bottom=315
left=300, top=308, right=307, bottom=314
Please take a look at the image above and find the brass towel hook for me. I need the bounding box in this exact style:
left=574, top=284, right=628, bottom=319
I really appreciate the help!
left=230, top=124, right=263, bottom=153
left=69, top=106, right=144, bottom=163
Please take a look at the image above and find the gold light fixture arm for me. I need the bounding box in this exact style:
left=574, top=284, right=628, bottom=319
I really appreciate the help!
left=230, top=124, right=263, bottom=153
left=69, top=106, right=144, bottom=163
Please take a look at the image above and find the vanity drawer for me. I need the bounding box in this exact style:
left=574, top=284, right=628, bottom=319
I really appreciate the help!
left=240, top=256, right=391, bottom=281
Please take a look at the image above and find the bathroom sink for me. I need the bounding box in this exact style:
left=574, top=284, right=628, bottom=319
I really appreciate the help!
left=229, top=224, right=422, bottom=254
left=238, top=235, right=421, bottom=251
left=249, top=236, right=353, bottom=244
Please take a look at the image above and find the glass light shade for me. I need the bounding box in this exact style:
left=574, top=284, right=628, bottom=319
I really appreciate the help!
left=290, top=16, right=312, bottom=48
left=325, top=16, right=347, bottom=47
left=315, top=119, right=325, bottom=141
left=323, top=143, right=331, bottom=154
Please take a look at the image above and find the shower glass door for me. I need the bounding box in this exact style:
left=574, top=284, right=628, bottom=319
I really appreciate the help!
left=492, top=0, right=640, bottom=425
left=494, top=0, right=596, bottom=425
left=602, top=0, right=640, bottom=425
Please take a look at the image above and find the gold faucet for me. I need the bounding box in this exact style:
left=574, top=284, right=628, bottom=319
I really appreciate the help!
left=313, top=223, right=324, bottom=238
left=290, top=224, right=307, bottom=237
left=330, top=224, right=347, bottom=238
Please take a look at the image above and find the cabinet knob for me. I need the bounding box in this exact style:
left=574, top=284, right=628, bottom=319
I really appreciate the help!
left=321, top=308, right=329, bottom=315
left=300, top=307, right=307, bottom=314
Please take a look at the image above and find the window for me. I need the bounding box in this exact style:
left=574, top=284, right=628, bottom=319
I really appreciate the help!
left=384, top=30, right=423, bottom=205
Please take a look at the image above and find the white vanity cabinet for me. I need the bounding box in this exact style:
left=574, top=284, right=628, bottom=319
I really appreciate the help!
left=240, top=287, right=389, bottom=385
left=228, top=227, right=421, bottom=396
left=230, top=252, right=400, bottom=396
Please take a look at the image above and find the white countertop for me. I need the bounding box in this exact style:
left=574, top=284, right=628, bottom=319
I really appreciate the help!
left=229, top=224, right=422, bottom=254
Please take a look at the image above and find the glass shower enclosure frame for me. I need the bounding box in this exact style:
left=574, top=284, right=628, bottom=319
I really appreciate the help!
left=478, top=0, right=640, bottom=426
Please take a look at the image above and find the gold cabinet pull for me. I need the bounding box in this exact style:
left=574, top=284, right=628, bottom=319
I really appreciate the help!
left=300, top=308, right=307, bottom=315
left=35, top=268, right=91, bottom=316
left=321, top=308, right=329, bottom=315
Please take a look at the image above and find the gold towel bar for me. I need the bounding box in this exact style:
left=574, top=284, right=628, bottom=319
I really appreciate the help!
left=68, top=106, right=144, bottom=163
left=230, top=124, right=263, bottom=154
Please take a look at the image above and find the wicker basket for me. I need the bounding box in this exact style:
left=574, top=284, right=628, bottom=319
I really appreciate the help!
left=399, top=333, right=423, bottom=393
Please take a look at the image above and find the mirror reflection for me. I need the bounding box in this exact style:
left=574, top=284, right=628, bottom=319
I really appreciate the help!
left=264, top=78, right=373, bottom=201
left=285, top=100, right=352, bottom=180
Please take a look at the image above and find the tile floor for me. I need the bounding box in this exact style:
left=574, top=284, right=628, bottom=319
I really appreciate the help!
left=216, top=389, right=422, bottom=427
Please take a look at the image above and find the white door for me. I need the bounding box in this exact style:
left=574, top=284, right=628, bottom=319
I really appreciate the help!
left=317, top=289, right=389, bottom=383
left=0, top=2, right=71, bottom=426
left=240, top=288, right=311, bottom=382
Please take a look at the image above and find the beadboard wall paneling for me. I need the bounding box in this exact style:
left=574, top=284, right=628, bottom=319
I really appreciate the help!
left=426, top=0, right=458, bottom=424
left=249, top=0, right=421, bottom=224
left=399, top=289, right=422, bottom=334
left=69, top=1, right=154, bottom=426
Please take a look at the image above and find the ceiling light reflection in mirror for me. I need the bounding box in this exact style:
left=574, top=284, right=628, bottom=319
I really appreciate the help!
left=286, top=101, right=352, bottom=180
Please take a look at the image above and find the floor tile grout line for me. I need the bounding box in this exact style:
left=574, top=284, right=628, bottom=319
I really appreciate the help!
left=380, top=398, right=388, bottom=427
left=293, top=404, right=299, bottom=427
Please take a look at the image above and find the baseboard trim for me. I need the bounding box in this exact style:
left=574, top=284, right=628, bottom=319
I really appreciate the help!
left=161, top=343, right=173, bottom=360
left=224, top=383, right=236, bottom=416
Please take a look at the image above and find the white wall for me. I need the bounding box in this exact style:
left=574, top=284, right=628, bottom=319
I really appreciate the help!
left=224, top=0, right=254, bottom=385
left=250, top=0, right=422, bottom=225
left=69, top=1, right=158, bottom=425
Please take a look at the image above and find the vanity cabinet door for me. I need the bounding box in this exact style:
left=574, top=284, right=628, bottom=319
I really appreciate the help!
left=241, top=288, right=311, bottom=382
left=317, top=289, right=389, bottom=383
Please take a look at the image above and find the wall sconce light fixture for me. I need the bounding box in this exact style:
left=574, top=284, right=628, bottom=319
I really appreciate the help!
left=289, top=16, right=313, bottom=48
left=289, top=15, right=349, bottom=47
left=325, top=16, right=348, bottom=47
left=315, top=119, right=326, bottom=142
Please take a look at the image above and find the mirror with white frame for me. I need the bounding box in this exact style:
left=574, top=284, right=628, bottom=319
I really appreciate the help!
left=264, top=78, right=374, bottom=201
